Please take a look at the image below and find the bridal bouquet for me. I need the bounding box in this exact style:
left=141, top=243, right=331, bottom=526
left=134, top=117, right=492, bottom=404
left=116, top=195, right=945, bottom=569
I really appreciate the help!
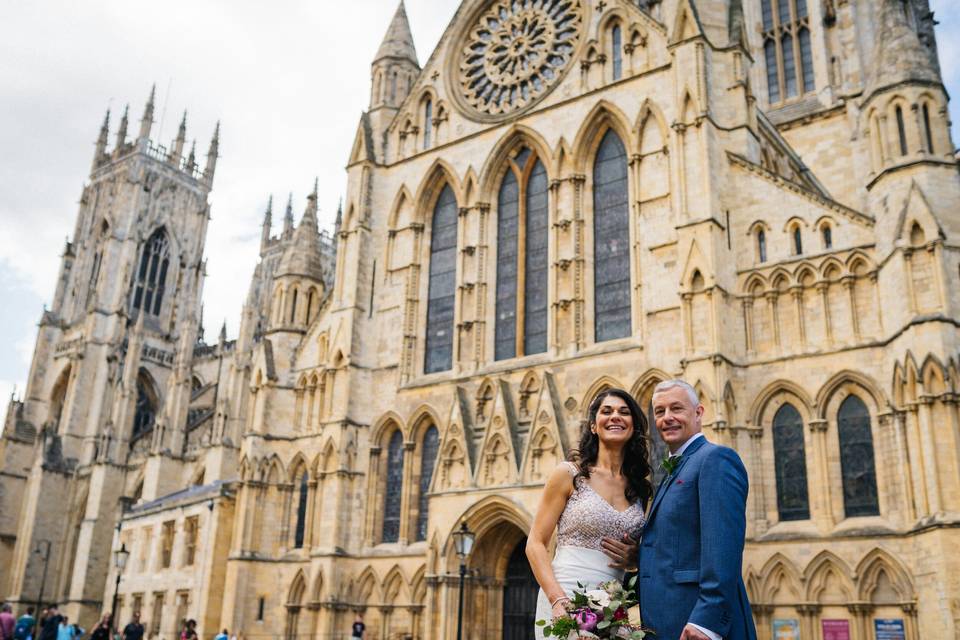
left=536, top=577, right=649, bottom=639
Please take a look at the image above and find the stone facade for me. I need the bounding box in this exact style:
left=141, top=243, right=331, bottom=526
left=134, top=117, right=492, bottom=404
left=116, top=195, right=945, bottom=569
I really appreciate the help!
left=3, top=1, right=960, bottom=639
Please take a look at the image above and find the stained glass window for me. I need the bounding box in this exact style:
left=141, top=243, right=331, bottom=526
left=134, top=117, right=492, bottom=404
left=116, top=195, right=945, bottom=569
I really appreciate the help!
left=294, top=472, right=308, bottom=548
left=773, top=403, right=810, bottom=521
left=611, top=25, right=623, bottom=81
left=416, top=426, right=439, bottom=541
left=382, top=430, right=405, bottom=542
left=593, top=130, right=631, bottom=342
left=495, top=149, right=548, bottom=360
left=425, top=185, right=458, bottom=373
left=131, top=228, right=170, bottom=317
left=761, top=0, right=814, bottom=104
left=838, top=395, right=880, bottom=517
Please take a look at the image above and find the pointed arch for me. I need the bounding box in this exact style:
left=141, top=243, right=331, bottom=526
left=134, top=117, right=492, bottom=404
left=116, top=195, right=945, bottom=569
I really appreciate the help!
left=571, top=100, right=635, bottom=173
left=413, top=159, right=463, bottom=223
left=478, top=125, right=554, bottom=199
left=636, top=99, right=669, bottom=153
left=920, top=354, right=947, bottom=395
left=581, top=375, right=626, bottom=412
left=286, top=569, right=307, bottom=606
left=856, top=548, right=916, bottom=603
left=354, top=567, right=380, bottom=605
left=387, top=185, right=415, bottom=230
left=758, top=553, right=803, bottom=604
left=804, top=551, right=855, bottom=603
left=372, top=412, right=407, bottom=447
left=749, top=379, right=815, bottom=426
left=130, top=226, right=173, bottom=317
left=132, top=368, right=160, bottom=440
left=814, top=370, right=888, bottom=419
left=382, top=565, right=408, bottom=604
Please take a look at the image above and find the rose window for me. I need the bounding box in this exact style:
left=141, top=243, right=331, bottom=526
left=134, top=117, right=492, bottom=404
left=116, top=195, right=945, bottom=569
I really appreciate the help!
left=457, top=0, right=584, bottom=118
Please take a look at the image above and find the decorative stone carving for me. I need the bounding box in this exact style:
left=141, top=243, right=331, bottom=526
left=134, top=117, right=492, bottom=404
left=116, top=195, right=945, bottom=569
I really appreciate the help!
left=454, top=0, right=584, bottom=120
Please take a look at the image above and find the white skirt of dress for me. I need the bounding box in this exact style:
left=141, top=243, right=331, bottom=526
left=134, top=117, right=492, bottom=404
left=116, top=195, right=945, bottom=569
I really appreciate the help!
left=534, top=546, right=625, bottom=639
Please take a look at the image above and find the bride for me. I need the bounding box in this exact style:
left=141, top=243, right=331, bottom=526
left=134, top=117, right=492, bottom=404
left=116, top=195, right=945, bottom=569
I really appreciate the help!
left=526, top=388, right=653, bottom=636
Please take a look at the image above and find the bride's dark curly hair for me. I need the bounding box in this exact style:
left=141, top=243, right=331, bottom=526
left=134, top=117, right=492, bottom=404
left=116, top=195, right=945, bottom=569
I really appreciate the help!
left=569, top=388, right=653, bottom=506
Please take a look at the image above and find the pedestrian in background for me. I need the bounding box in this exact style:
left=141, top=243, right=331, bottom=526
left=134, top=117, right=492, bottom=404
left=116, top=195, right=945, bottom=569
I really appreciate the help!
left=38, top=606, right=62, bottom=640
left=120, top=612, right=143, bottom=640
left=88, top=615, right=110, bottom=640
left=13, top=608, right=34, bottom=640
left=1, top=604, right=15, bottom=640
left=213, top=628, right=227, bottom=640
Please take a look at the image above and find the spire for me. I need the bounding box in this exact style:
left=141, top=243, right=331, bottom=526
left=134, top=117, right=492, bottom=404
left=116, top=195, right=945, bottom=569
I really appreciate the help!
left=865, top=0, right=940, bottom=102
left=172, top=110, right=187, bottom=162
left=218, top=320, right=227, bottom=345
left=93, top=109, right=110, bottom=169
left=335, top=197, right=343, bottom=235
left=186, top=140, right=197, bottom=169
left=283, top=192, right=295, bottom=237
left=138, top=84, right=156, bottom=141
left=204, top=121, right=220, bottom=183
left=261, top=195, right=273, bottom=251
left=115, top=104, right=129, bottom=153
left=301, top=178, right=319, bottom=229
left=374, top=1, right=419, bottom=66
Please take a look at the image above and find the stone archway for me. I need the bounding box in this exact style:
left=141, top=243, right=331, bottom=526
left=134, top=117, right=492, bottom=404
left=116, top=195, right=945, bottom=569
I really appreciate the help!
left=439, top=497, right=536, bottom=640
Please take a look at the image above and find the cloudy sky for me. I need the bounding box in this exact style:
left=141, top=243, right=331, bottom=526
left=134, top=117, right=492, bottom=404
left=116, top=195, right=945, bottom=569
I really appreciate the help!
left=1, top=0, right=958, bottom=410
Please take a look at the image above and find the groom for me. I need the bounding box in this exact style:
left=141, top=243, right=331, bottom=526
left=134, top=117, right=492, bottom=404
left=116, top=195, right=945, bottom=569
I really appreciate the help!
left=637, top=380, right=756, bottom=640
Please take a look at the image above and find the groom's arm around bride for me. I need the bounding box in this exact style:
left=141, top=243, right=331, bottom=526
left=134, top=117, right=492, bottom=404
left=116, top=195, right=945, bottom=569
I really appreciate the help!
left=637, top=381, right=757, bottom=640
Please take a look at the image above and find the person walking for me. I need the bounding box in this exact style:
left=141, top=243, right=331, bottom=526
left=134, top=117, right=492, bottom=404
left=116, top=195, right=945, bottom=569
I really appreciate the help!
left=55, top=616, right=83, bottom=640
left=120, top=613, right=143, bottom=640
left=213, top=629, right=227, bottom=640
left=12, top=608, right=35, bottom=640
left=1, top=604, right=15, bottom=640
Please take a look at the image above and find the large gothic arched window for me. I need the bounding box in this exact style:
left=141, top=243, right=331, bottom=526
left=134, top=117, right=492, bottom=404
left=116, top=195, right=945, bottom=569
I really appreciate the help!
left=772, top=403, right=810, bottom=521
left=131, top=228, right=171, bottom=317
left=495, top=147, right=549, bottom=360
left=761, top=0, right=813, bottom=104
left=416, top=426, right=439, bottom=541
left=837, top=395, right=880, bottom=517
left=293, top=471, right=308, bottom=548
left=593, top=130, right=631, bottom=342
left=425, top=185, right=458, bottom=374
left=382, top=430, right=405, bottom=543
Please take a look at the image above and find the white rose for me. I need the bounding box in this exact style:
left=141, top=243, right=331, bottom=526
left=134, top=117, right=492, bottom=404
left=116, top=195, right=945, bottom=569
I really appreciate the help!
left=585, top=589, right=611, bottom=608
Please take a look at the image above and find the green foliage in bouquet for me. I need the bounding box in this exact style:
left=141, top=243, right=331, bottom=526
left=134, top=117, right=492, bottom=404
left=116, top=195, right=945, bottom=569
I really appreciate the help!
left=536, top=576, right=650, bottom=639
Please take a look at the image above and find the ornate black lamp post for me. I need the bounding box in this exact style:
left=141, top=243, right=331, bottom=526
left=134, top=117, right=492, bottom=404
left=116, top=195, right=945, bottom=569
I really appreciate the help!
left=451, top=521, right=476, bottom=640
left=110, top=543, right=130, bottom=633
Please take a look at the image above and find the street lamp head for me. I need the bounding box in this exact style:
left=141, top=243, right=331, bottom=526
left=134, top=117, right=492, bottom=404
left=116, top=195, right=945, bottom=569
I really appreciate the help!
left=452, top=521, right=475, bottom=560
left=113, top=543, right=130, bottom=571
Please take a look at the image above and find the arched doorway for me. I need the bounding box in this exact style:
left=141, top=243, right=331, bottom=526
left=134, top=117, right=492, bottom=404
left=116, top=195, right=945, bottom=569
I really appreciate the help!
left=502, top=538, right=538, bottom=639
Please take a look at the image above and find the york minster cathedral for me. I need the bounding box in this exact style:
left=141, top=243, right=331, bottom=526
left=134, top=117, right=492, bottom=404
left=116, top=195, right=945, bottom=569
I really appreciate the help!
left=2, top=0, right=959, bottom=638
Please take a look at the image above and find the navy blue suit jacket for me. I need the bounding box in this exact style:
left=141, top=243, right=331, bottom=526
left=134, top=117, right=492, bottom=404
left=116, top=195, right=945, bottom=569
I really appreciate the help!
left=637, top=436, right=757, bottom=640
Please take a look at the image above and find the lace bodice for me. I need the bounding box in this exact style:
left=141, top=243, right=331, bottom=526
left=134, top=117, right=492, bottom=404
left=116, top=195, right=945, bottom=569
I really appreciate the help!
left=556, top=462, right=646, bottom=550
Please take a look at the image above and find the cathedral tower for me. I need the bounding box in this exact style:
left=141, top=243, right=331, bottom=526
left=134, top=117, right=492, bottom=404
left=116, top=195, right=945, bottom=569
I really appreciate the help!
left=0, top=87, right=218, bottom=625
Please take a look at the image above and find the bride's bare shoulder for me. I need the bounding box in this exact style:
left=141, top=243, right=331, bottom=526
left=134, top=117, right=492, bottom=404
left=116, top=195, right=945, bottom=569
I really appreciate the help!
left=543, top=461, right=578, bottom=491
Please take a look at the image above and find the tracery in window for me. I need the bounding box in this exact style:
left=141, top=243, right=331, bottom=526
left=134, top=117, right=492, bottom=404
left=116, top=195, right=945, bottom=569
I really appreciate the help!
left=416, top=426, right=439, bottom=541
left=761, top=0, right=814, bottom=104
left=593, top=130, right=631, bottom=342
left=130, top=228, right=170, bottom=317
left=611, top=25, right=623, bottom=81
left=772, top=403, right=810, bottom=521
left=382, top=430, right=405, bottom=543
left=293, top=471, right=308, bottom=548
left=837, top=395, right=880, bottom=517
left=495, top=147, right=549, bottom=360
left=425, top=185, right=458, bottom=374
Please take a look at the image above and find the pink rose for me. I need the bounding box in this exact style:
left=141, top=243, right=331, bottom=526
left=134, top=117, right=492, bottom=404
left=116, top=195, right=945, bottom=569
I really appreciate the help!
left=574, top=608, right=600, bottom=632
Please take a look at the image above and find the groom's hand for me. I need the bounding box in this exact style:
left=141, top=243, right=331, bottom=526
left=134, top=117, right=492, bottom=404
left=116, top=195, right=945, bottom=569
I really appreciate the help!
left=600, top=533, right=638, bottom=570
left=679, top=624, right=710, bottom=640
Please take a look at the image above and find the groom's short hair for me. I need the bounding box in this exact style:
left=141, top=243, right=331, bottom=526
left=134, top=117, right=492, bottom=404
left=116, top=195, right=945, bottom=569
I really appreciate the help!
left=652, top=379, right=699, bottom=407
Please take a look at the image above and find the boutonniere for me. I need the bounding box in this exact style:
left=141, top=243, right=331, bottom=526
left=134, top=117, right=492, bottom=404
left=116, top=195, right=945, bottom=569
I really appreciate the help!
left=660, top=455, right=682, bottom=475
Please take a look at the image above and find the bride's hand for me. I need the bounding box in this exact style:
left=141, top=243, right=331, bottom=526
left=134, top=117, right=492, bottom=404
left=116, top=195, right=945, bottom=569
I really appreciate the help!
left=551, top=598, right=571, bottom=618
left=601, top=533, right=638, bottom=570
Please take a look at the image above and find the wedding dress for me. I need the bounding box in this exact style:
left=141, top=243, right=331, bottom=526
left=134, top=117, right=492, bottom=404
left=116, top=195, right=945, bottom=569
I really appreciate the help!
left=534, top=462, right=646, bottom=639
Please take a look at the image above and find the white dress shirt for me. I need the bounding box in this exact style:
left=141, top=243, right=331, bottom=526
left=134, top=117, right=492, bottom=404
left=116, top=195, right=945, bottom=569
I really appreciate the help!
left=669, top=432, right=722, bottom=640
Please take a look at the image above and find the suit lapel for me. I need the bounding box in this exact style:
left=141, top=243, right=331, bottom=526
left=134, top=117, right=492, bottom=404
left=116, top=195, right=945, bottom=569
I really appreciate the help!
left=646, top=436, right=709, bottom=522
